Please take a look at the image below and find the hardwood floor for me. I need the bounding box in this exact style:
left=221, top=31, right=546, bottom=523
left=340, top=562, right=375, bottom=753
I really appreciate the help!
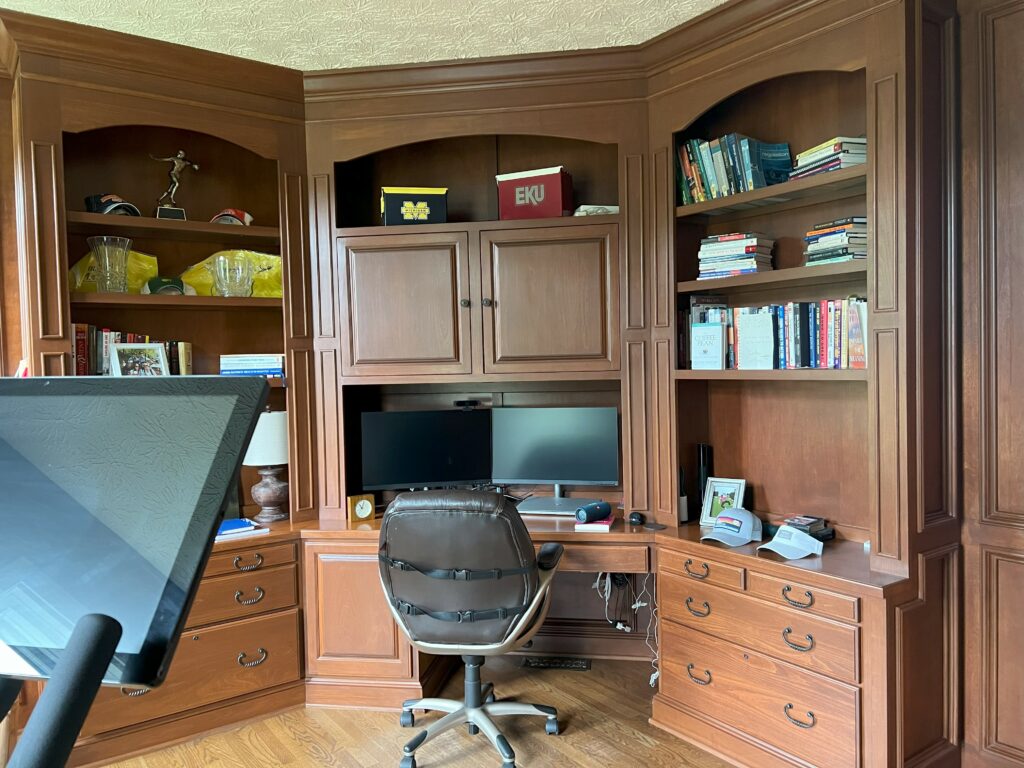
left=108, top=659, right=730, bottom=767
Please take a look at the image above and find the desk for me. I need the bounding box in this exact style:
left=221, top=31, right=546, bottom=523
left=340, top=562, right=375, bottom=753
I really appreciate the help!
left=301, top=514, right=655, bottom=708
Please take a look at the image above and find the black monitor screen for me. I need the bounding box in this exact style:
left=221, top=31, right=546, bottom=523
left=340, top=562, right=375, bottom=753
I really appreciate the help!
left=0, top=376, right=267, bottom=686
left=361, top=409, right=491, bottom=490
left=491, top=407, right=619, bottom=485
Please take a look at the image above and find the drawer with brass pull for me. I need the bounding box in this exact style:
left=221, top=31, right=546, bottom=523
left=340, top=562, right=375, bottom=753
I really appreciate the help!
left=81, top=608, right=300, bottom=737
left=660, top=571, right=859, bottom=683
left=204, top=542, right=297, bottom=578
left=746, top=571, right=860, bottom=623
left=659, top=548, right=744, bottom=591
left=660, top=621, right=859, bottom=768
left=185, top=564, right=298, bottom=628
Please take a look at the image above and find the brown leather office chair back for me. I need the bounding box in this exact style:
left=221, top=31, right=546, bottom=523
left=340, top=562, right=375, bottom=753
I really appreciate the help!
left=378, top=491, right=539, bottom=645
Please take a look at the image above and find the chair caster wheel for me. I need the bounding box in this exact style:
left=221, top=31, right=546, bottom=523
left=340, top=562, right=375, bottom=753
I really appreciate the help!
left=399, top=757, right=416, bottom=768
left=468, top=723, right=479, bottom=735
left=545, top=718, right=560, bottom=735
left=399, top=710, right=415, bottom=728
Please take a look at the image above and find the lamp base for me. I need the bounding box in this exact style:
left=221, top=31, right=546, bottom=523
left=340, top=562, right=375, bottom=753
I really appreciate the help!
left=250, top=466, right=288, bottom=524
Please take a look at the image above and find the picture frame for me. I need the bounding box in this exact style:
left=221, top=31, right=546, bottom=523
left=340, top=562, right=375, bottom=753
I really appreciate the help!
left=699, top=477, right=746, bottom=526
left=110, top=343, right=170, bottom=377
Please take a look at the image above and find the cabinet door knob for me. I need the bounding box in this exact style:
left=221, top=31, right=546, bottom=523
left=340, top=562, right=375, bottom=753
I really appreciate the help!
left=481, top=298, right=494, bottom=307
left=784, top=703, right=817, bottom=728
left=237, top=648, right=268, bottom=668
left=234, top=586, right=265, bottom=606
left=233, top=553, right=264, bottom=572
left=782, top=585, right=814, bottom=608
left=460, top=298, right=471, bottom=308
left=686, top=664, right=712, bottom=686
left=782, top=627, right=815, bottom=652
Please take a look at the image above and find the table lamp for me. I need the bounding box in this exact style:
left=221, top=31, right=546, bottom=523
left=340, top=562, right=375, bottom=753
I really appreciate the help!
left=243, top=409, right=289, bottom=523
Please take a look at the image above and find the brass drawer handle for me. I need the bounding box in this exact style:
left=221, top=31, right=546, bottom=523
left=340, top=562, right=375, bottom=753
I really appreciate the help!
left=686, top=664, right=712, bottom=686
left=120, top=687, right=150, bottom=697
left=782, top=627, right=815, bottom=652
left=685, top=597, right=711, bottom=618
left=234, top=586, right=265, bottom=606
left=782, top=585, right=815, bottom=609
left=233, top=553, right=264, bottom=572
left=237, top=648, right=268, bottom=668
left=784, top=703, right=817, bottom=729
left=683, top=559, right=709, bottom=579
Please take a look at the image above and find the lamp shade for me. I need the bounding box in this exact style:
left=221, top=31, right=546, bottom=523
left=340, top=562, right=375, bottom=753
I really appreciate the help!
left=243, top=410, right=289, bottom=466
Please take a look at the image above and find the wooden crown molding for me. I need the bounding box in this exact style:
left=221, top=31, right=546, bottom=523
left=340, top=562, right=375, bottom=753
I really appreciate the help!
left=0, top=10, right=303, bottom=106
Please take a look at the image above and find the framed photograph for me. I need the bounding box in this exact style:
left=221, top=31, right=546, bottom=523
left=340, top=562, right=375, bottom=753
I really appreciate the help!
left=110, top=343, right=170, bottom=377
left=700, top=477, right=746, bottom=526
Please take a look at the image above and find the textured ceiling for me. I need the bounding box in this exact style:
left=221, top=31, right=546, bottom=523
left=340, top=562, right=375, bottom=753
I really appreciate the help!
left=1, top=0, right=728, bottom=71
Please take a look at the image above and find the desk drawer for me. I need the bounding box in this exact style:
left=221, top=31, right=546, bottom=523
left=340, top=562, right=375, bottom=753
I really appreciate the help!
left=659, top=548, right=744, bottom=591
left=205, top=542, right=297, bottom=577
left=186, top=564, right=298, bottom=629
left=538, top=544, right=649, bottom=573
left=661, top=621, right=858, bottom=768
left=81, top=609, right=301, bottom=736
left=747, top=571, right=860, bottom=624
left=661, top=573, right=858, bottom=683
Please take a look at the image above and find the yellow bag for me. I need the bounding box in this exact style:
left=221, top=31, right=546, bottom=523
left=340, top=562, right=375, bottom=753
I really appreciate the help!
left=68, top=250, right=159, bottom=294
left=180, top=250, right=283, bottom=298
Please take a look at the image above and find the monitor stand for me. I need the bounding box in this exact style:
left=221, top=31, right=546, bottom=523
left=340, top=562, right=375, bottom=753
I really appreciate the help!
left=515, top=485, right=601, bottom=516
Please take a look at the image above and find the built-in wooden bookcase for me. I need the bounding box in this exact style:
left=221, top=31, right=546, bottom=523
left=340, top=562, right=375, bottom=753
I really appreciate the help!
left=670, top=70, right=872, bottom=539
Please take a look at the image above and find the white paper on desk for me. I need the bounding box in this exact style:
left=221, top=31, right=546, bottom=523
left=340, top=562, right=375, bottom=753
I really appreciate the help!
left=737, top=312, right=776, bottom=369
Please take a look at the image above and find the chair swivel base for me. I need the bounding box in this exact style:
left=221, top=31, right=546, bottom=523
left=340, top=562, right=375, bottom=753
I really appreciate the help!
left=397, top=656, right=559, bottom=768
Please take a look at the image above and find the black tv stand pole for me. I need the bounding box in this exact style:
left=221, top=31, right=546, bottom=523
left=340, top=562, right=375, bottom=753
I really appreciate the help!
left=3, top=614, right=122, bottom=768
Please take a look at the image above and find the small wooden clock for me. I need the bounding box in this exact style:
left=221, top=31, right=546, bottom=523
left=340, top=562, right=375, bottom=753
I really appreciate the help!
left=347, top=494, right=376, bottom=524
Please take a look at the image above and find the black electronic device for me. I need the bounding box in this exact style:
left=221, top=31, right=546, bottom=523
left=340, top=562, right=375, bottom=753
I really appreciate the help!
left=575, top=501, right=612, bottom=523
left=697, top=443, right=713, bottom=501
left=361, top=409, right=492, bottom=490
left=628, top=511, right=646, bottom=526
left=492, top=406, right=619, bottom=515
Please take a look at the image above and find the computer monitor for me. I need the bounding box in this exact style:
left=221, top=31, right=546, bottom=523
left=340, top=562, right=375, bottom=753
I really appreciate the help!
left=491, top=406, right=619, bottom=515
left=361, top=409, right=491, bottom=490
left=0, top=376, right=268, bottom=686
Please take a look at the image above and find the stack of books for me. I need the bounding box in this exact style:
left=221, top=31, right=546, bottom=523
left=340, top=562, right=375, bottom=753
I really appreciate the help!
left=219, top=354, right=285, bottom=378
left=682, top=295, right=869, bottom=371
left=804, top=217, right=867, bottom=264
left=677, top=134, right=791, bottom=204
left=782, top=515, right=836, bottom=542
left=72, top=324, right=192, bottom=376
left=697, top=232, right=774, bottom=280
left=790, top=136, right=867, bottom=180
left=214, top=518, right=269, bottom=542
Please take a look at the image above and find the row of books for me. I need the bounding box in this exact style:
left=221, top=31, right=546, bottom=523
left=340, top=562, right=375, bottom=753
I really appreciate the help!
left=73, top=324, right=192, bottom=376
left=805, top=216, right=867, bottom=264
left=790, top=136, right=867, bottom=181
left=219, top=354, right=285, bottom=377
left=680, top=295, right=868, bottom=370
left=676, top=134, right=791, bottom=204
left=698, top=232, right=774, bottom=280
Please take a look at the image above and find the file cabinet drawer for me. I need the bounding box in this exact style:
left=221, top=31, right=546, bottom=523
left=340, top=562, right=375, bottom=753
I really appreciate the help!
left=81, top=609, right=301, bottom=736
left=186, top=564, right=298, bottom=628
left=205, top=541, right=297, bottom=577
left=659, top=548, right=744, bottom=591
left=661, top=621, right=859, bottom=768
left=661, top=572, right=859, bottom=683
left=747, top=571, right=860, bottom=623
left=535, top=543, right=649, bottom=573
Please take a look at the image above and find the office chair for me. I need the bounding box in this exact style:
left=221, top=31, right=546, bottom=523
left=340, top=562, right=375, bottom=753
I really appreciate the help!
left=378, top=490, right=564, bottom=768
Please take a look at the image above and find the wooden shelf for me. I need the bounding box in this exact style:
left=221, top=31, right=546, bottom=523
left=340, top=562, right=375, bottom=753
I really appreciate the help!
left=675, top=165, right=867, bottom=218
left=674, top=368, right=868, bottom=381
left=677, top=261, right=868, bottom=293
left=66, top=211, right=281, bottom=244
left=335, top=213, right=621, bottom=239
left=71, top=293, right=282, bottom=310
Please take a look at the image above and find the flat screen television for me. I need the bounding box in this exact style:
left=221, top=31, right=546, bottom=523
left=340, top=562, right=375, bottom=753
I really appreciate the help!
left=360, top=409, right=492, bottom=490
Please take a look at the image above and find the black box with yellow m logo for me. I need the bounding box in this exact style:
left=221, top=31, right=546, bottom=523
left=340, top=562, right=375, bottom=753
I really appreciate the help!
left=380, top=187, right=448, bottom=225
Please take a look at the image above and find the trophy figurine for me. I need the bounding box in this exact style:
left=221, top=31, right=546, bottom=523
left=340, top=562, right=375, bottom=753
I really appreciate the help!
left=151, top=150, right=198, bottom=220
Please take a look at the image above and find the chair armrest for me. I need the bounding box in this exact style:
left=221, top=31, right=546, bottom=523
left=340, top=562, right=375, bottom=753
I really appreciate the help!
left=537, top=543, right=564, bottom=571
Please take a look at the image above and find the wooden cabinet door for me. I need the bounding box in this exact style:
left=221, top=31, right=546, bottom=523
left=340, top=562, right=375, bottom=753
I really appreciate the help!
left=480, top=224, right=619, bottom=374
left=338, top=232, right=472, bottom=376
left=303, top=541, right=414, bottom=680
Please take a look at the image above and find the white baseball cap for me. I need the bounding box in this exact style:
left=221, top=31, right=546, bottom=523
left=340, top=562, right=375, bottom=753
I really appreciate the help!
left=700, top=508, right=763, bottom=547
left=757, top=525, right=824, bottom=559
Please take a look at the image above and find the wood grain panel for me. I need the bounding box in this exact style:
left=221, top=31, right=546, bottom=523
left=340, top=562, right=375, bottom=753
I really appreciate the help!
left=652, top=147, right=670, bottom=329
left=311, top=173, right=336, bottom=339
left=282, top=172, right=310, bottom=340
left=747, top=571, right=859, bottom=624
left=287, top=346, right=316, bottom=518
left=185, top=565, right=298, bottom=629
left=982, top=547, right=1024, bottom=762
left=872, top=73, right=900, bottom=314
left=39, top=351, right=67, bottom=376
left=205, top=542, right=296, bottom=577
left=660, top=548, right=745, bottom=592
left=316, top=349, right=342, bottom=512
left=624, top=153, right=645, bottom=330
left=536, top=543, right=649, bottom=573
left=654, top=338, right=675, bottom=524
left=303, top=541, right=413, bottom=680
left=29, top=141, right=65, bottom=340
left=874, top=328, right=902, bottom=559
left=625, top=340, right=649, bottom=512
